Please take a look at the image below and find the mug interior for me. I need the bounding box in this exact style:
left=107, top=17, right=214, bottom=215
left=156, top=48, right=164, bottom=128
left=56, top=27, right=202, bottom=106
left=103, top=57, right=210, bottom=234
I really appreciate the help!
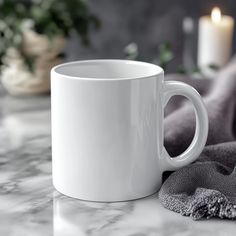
left=53, top=60, right=163, bottom=80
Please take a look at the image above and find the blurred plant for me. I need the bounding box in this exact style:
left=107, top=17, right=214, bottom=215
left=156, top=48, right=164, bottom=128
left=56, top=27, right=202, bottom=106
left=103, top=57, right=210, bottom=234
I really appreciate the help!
left=177, top=63, right=219, bottom=75
left=154, top=42, right=174, bottom=70
left=208, top=64, right=220, bottom=71
left=124, top=42, right=220, bottom=75
left=124, top=42, right=174, bottom=70
left=0, top=0, right=100, bottom=70
left=124, top=43, right=138, bottom=60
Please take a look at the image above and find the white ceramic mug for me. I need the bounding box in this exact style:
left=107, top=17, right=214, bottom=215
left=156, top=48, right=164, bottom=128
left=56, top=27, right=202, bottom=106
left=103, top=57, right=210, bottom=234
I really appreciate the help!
left=51, top=60, right=208, bottom=202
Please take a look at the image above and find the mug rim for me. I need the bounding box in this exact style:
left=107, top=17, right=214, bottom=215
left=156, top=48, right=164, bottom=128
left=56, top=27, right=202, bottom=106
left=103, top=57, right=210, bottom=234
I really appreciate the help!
left=51, top=59, right=164, bottom=81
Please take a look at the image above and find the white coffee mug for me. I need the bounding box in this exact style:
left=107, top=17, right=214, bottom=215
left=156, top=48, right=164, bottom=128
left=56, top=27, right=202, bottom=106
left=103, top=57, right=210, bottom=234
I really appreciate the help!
left=51, top=60, right=208, bottom=202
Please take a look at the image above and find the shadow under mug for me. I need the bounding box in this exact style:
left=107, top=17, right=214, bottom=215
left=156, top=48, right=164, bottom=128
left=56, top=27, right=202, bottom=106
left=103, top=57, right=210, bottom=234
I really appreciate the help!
left=51, top=60, right=208, bottom=202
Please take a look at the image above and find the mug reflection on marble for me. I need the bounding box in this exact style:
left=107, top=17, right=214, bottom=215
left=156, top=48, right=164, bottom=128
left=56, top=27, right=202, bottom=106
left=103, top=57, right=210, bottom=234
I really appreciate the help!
left=53, top=191, right=133, bottom=236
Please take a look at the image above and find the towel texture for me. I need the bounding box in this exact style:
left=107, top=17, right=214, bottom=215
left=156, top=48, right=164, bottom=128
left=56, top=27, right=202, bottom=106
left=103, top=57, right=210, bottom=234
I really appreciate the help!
left=159, top=57, right=236, bottom=220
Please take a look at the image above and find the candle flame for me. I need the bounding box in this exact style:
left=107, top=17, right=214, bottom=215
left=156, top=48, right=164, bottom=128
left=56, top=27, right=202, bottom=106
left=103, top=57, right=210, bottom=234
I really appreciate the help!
left=211, top=7, right=221, bottom=24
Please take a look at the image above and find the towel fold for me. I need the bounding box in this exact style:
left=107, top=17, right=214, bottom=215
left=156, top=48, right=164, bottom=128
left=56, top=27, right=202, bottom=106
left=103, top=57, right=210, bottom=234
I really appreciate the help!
left=159, top=57, right=236, bottom=220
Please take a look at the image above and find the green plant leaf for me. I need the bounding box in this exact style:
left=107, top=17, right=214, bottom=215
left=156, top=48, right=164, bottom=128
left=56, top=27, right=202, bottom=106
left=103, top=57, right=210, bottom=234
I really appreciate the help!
left=158, top=42, right=174, bottom=69
left=0, top=0, right=100, bottom=70
left=208, top=64, right=219, bottom=71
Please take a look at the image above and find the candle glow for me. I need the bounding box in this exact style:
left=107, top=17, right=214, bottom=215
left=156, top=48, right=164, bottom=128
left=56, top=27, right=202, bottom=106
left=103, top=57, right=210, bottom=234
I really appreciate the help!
left=211, top=7, right=221, bottom=24
left=198, top=6, right=234, bottom=77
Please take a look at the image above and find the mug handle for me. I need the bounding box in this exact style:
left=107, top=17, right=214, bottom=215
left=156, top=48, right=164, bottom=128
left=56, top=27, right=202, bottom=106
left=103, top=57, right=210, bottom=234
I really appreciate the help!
left=161, top=81, right=208, bottom=171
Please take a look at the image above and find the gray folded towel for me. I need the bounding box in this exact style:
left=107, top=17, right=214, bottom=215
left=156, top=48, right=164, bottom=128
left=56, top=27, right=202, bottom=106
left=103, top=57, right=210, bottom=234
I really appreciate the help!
left=159, top=57, right=236, bottom=220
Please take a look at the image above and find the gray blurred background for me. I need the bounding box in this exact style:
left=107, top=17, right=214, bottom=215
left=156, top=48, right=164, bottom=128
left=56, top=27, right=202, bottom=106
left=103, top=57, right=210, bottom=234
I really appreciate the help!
left=66, top=0, right=236, bottom=72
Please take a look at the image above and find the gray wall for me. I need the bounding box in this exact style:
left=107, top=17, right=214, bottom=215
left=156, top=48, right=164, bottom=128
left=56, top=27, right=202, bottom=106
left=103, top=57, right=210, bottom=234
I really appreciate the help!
left=66, top=0, right=236, bottom=72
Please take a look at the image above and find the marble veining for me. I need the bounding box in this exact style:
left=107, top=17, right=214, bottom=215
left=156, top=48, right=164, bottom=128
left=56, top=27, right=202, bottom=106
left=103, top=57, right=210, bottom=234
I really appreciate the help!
left=0, top=93, right=236, bottom=236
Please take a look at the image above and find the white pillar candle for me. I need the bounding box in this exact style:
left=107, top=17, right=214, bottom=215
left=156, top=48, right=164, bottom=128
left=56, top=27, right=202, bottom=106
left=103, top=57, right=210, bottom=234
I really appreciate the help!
left=198, top=7, right=234, bottom=76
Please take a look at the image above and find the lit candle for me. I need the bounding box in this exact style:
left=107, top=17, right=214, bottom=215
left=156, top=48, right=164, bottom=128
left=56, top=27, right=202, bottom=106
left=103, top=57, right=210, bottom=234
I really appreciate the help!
left=197, top=7, right=234, bottom=77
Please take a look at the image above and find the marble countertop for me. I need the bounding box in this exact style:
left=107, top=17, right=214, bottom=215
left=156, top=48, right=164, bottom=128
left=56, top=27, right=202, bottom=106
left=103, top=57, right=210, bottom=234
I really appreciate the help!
left=1, top=92, right=236, bottom=236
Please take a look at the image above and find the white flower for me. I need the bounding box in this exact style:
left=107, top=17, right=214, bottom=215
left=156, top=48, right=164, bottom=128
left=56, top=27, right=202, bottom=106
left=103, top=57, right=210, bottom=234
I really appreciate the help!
left=124, top=42, right=138, bottom=55
left=21, top=19, right=35, bottom=31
